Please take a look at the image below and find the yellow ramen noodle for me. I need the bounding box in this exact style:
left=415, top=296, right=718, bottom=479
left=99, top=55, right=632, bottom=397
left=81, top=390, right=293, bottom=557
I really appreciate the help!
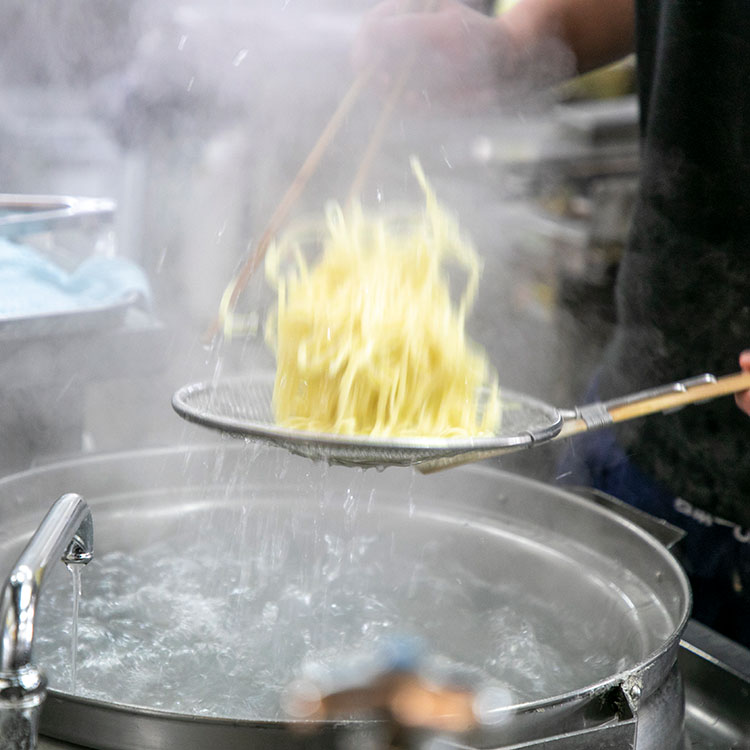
left=264, top=160, right=500, bottom=437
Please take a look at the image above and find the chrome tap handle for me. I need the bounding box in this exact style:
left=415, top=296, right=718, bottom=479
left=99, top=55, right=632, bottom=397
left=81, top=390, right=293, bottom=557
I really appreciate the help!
left=0, top=494, right=94, bottom=750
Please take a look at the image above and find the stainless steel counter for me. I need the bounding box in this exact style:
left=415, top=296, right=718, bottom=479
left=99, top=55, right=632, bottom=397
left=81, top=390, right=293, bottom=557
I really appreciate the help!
left=680, top=620, right=750, bottom=749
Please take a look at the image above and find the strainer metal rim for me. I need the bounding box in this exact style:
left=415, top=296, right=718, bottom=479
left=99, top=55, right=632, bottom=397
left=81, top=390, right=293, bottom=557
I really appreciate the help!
left=172, top=373, right=565, bottom=466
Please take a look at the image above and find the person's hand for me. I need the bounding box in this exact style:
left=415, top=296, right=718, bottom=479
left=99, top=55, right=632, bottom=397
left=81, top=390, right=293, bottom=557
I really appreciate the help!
left=736, top=350, right=750, bottom=416
left=352, top=0, right=515, bottom=110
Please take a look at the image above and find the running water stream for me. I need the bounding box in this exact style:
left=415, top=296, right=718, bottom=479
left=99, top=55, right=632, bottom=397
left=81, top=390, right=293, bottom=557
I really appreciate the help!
left=64, top=562, right=83, bottom=695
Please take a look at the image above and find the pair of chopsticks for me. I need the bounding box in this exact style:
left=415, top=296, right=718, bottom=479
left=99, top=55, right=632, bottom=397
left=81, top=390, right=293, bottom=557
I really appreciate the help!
left=211, top=13, right=428, bottom=342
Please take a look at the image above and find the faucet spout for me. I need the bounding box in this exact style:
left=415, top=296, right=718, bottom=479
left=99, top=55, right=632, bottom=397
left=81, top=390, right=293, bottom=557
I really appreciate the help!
left=0, top=493, right=93, bottom=750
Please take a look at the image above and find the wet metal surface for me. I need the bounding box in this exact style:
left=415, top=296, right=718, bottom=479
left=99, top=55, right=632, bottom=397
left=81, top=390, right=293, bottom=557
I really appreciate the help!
left=34, top=622, right=750, bottom=750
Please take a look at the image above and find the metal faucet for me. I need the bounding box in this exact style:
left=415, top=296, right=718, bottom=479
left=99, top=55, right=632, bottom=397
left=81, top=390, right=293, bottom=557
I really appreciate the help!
left=0, top=493, right=94, bottom=750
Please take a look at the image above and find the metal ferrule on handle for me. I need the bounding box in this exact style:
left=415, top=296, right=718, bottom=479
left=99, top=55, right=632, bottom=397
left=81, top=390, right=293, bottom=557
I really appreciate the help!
left=0, top=493, right=93, bottom=750
left=604, top=374, right=717, bottom=410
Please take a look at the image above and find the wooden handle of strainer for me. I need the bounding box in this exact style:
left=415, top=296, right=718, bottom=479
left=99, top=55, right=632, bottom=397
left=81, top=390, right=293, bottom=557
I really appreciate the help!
left=559, top=370, right=750, bottom=439
left=419, top=371, right=750, bottom=474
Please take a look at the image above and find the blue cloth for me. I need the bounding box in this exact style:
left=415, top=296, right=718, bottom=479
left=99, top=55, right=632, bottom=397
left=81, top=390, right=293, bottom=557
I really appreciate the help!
left=0, top=238, right=150, bottom=318
left=558, top=394, right=750, bottom=646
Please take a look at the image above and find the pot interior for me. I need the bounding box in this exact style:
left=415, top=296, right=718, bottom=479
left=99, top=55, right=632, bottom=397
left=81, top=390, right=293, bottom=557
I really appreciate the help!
left=0, top=445, right=689, bottom=722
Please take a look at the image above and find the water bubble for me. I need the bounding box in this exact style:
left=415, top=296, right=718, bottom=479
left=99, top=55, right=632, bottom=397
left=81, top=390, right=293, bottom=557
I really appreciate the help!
left=33, top=488, right=629, bottom=721
left=473, top=684, right=515, bottom=726
left=262, top=602, right=279, bottom=626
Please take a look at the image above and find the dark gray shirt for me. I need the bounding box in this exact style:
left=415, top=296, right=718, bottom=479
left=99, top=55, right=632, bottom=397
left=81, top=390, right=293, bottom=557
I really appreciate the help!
left=600, top=0, right=750, bottom=524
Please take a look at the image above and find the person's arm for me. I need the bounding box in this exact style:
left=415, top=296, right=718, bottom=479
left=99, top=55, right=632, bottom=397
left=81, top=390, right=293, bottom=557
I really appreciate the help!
left=501, top=0, right=635, bottom=76
left=352, top=0, right=635, bottom=106
left=736, top=350, right=750, bottom=416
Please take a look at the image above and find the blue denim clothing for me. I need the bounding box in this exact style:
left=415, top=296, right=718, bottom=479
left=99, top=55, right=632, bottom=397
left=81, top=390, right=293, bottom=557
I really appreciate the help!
left=558, top=422, right=750, bottom=647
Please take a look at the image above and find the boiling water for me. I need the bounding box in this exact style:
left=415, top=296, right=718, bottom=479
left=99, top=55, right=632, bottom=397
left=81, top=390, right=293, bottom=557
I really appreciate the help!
left=34, top=482, right=643, bottom=721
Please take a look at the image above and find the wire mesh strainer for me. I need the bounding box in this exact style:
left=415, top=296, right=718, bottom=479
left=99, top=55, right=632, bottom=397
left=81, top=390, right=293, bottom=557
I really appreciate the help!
left=172, top=372, right=563, bottom=469
left=173, top=370, right=750, bottom=471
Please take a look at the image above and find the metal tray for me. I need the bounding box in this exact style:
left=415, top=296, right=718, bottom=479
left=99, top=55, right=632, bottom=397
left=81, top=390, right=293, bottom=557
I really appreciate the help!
left=0, top=194, right=114, bottom=239
left=0, top=193, right=139, bottom=341
left=0, top=293, right=139, bottom=342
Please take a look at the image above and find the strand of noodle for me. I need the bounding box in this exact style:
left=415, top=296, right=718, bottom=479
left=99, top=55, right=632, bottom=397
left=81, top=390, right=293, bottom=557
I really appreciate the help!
left=265, top=161, right=499, bottom=437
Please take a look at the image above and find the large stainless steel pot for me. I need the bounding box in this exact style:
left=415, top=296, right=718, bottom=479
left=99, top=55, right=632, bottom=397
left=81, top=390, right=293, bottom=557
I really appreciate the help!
left=0, top=444, right=691, bottom=749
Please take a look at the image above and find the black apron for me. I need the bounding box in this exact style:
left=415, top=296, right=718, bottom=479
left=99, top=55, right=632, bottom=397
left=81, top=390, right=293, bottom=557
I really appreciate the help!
left=598, top=0, right=750, bottom=527
left=559, top=0, right=750, bottom=645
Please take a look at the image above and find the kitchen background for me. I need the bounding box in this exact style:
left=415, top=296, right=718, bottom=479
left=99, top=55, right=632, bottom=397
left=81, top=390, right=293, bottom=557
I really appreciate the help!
left=7, top=6, right=750, bottom=750
left=0, top=0, right=638, bottom=479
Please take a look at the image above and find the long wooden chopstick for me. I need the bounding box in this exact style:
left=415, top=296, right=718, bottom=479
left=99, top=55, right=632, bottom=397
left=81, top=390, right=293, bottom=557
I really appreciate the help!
left=347, top=0, right=440, bottom=204
left=346, top=48, right=423, bottom=207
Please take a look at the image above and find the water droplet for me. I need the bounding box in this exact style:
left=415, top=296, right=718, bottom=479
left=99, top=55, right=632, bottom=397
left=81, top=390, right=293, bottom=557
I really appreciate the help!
left=232, top=49, right=249, bottom=67
left=262, top=602, right=279, bottom=626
